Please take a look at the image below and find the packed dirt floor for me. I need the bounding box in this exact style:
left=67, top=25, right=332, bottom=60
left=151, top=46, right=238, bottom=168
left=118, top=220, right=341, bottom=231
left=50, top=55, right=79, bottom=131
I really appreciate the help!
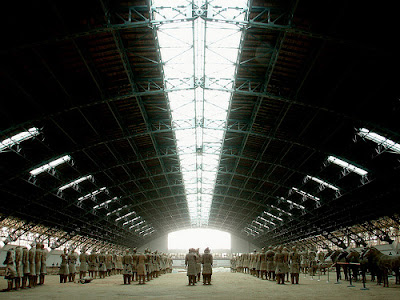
left=1, top=268, right=400, bottom=299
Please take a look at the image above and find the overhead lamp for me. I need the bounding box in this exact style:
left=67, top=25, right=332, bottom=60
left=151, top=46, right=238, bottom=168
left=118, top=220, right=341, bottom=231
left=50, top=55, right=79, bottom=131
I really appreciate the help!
left=29, top=155, right=71, bottom=176
left=115, top=211, right=135, bottom=222
left=358, top=128, right=400, bottom=154
left=78, top=187, right=107, bottom=202
left=327, top=155, right=368, bottom=176
left=263, top=211, right=283, bottom=221
left=270, top=205, right=292, bottom=216
left=305, top=175, right=339, bottom=191
left=93, top=197, right=118, bottom=209
left=59, top=175, right=93, bottom=191
left=107, top=205, right=127, bottom=216
left=0, top=127, right=40, bottom=151
left=286, top=199, right=305, bottom=210
left=292, top=187, right=320, bottom=202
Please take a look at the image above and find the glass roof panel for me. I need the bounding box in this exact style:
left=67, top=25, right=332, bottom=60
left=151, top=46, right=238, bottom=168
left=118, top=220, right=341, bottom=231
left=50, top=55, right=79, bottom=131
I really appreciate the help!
left=153, top=0, right=248, bottom=226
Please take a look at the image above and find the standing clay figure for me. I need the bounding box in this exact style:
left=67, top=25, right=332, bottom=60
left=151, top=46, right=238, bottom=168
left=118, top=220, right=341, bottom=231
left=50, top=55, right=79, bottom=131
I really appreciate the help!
left=59, top=248, right=69, bottom=283
left=201, top=247, right=213, bottom=285
left=196, top=248, right=201, bottom=282
left=259, top=248, right=268, bottom=280
left=274, top=246, right=286, bottom=284
left=249, top=250, right=256, bottom=276
left=79, top=247, right=88, bottom=279
left=137, top=251, right=147, bottom=284
left=116, top=252, right=123, bottom=275
left=22, top=246, right=29, bottom=288
left=131, top=248, right=138, bottom=281
left=122, top=249, right=133, bottom=284
left=112, top=251, right=117, bottom=275
left=282, top=247, right=290, bottom=282
left=14, top=246, right=23, bottom=289
left=256, top=250, right=261, bottom=278
left=68, top=248, right=78, bottom=282
left=98, top=250, right=107, bottom=279
left=266, top=246, right=275, bottom=280
left=28, top=242, right=36, bottom=288
left=308, top=249, right=317, bottom=276
left=34, top=243, right=42, bottom=286
left=4, top=248, right=16, bottom=291
left=40, top=244, right=48, bottom=285
left=88, top=249, right=98, bottom=279
left=289, top=246, right=301, bottom=284
left=106, top=251, right=113, bottom=276
left=185, top=248, right=198, bottom=286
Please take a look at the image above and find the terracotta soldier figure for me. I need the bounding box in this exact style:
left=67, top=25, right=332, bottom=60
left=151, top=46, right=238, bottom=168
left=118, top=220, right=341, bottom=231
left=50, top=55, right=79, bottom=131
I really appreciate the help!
left=59, top=248, right=69, bottom=283
left=259, top=248, right=268, bottom=279
left=201, top=247, right=213, bottom=285
left=34, top=243, right=42, bottom=286
left=137, top=250, right=147, bottom=284
left=289, top=246, right=301, bottom=284
left=68, top=248, right=78, bottom=282
left=14, top=246, right=23, bottom=289
left=28, top=242, right=36, bottom=288
left=282, top=247, right=290, bottom=282
left=196, top=248, right=201, bottom=282
left=266, top=246, right=275, bottom=280
left=116, top=252, right=123, bottom=275
left=122, top=249, right=133, bottom=284
left=308, top=248, right=317, bottom=276
left=39, top=243, right=48, bottom=285
left=112, top=251, right=117, bottom=275
left=3, top=248, right=16, bottom=291
left=98, top=250, right=107, bottom=279
left=106, top=251, right=113, bottom=276
left=131, top=248, right=138, bottom=281
left=88, top=249, right=98, bottom=278
left=22, top=246, right=29, bottom=288
left=185, top=248, right=198, bottom=286
left=274, top=246, right=286, bottom=284
left=79, top=247, right=88, bottom=279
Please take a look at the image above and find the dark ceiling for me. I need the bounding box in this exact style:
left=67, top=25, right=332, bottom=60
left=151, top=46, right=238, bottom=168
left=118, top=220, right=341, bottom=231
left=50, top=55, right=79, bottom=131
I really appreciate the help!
left=1, top=0, right=399, bottom=249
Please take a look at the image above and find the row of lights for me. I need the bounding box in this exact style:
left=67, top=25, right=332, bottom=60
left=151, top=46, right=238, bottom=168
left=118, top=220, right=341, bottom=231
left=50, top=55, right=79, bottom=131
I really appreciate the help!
left=1, top=127, right=155, bottom=237
left=243, top=127, right=399, bottom=237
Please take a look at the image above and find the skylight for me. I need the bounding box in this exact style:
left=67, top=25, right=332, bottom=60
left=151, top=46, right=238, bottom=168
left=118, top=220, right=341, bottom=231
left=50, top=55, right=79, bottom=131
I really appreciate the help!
left=106, top=205, right=127, bottom=216
left=263, top=211, right=283, bottom=222
left=270, top=204, right=292, bottom=216
left=29, top=155, right=71, bottom=176
left=327, top=155, right=368, bottom=176
left=305, top=175, right=339, bottom=191
left=286, top=199, right=305, bottom=210
left=358, top=128, right=400, bottom=154
left=59, top=175, right=93, bottom=191
left=152, top=0, right=248, bottom=226
left=0, top=127, right=40, bottom=152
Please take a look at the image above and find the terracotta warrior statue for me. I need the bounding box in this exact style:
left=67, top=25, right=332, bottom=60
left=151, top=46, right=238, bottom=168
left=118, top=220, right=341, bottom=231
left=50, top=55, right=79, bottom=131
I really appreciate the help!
left=289, top=246, right=301, bottom=284
left=308, top=248, right=317, bottom=276
left=68, top=247, right=78, bottom=282
left=98, top=250, right=107, bottom=279
left=137, top=250, right=147, bottom=284
left=201, top=247, right=213, bottom=285
left=131, top=248, right=138, bottom=281
left=282, top=247, right=290, bottom=282
left=266, top=246, right=275, bottom=280
left=274, top=246, right=286, bottom=284
left=14, top=246, right=23, bottom=290
left=106, top=251, right=113, bottom=276
left=112, top=251, right=117, bottom=275
left=3, top=248, right=16, bottom=291
left=59, top=248, right=69, bottom=283
left=122, top=249, right=133, bottom=284
left=116, top=251, right=123, bottom=275
left=28, top=242, right=36, bottom=288
left=22, top=246, right=29, bottom=288
left=196, top=248, right=201, bottom=282
left=259, top=248, right=268, bottom=280
left=79, top=247, right=88, bottom=279
left=34, top=243, right=42, bottom=286
left=39, top=243, right=48, bottom=285
left=88, top=249, right=98, bottom=278
left=185, top=248, right=198, bottom=286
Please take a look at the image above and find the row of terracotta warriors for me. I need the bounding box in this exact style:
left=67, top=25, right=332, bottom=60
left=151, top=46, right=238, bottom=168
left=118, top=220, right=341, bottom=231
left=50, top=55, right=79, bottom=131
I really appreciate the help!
left=3, top=243, right=49, bottom=291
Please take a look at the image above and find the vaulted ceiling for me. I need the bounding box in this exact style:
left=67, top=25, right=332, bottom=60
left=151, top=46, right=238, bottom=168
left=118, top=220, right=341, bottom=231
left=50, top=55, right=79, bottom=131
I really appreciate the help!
left=1, top=0, right=399, bottom=249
